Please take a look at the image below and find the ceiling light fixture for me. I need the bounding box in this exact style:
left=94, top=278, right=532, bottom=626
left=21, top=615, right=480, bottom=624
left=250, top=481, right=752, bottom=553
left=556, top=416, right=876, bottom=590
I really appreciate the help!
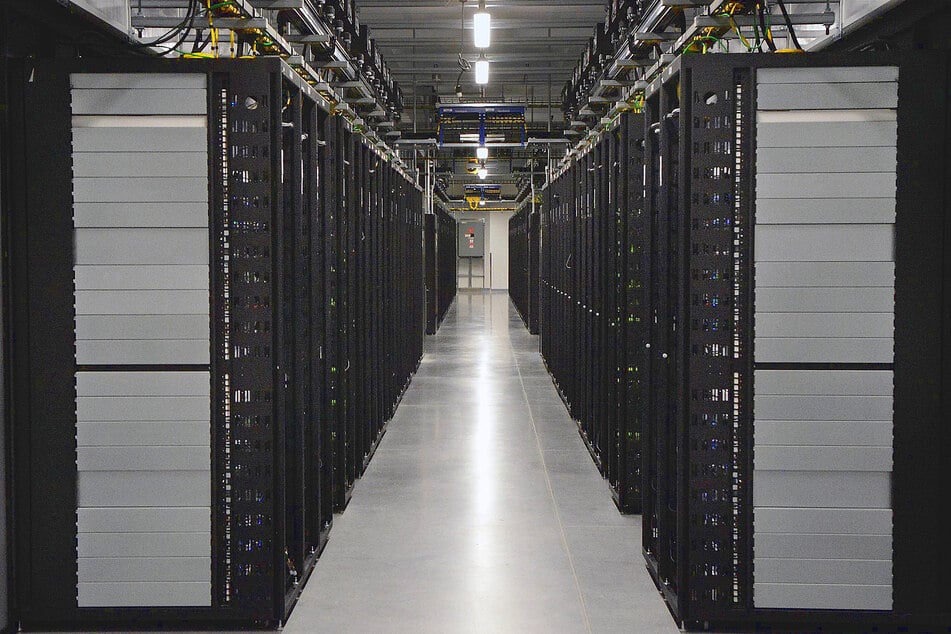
left=473, top=0, right=491, bottom=49
left=476, top=146, right=489, bottom=160
left=475, top=54, right=490, bottom=85
left=478, top=165, right=488, bottom=180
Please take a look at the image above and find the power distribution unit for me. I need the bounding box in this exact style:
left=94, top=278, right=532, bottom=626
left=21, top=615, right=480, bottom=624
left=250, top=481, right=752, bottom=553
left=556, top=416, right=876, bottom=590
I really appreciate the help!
left=539, top=110, right=646, bottom=514
left=7, top=57, right=424, bottom=629
left=641, top=52, right=951, bottom=630
left=457, top=218, right=486, bottom=257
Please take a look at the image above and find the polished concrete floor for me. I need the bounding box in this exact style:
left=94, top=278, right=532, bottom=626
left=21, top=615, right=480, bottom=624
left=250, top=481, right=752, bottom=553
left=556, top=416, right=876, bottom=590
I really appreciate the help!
left=35, top=291, right=677, bottom=634
left=284, top=290, right=678, bottom=633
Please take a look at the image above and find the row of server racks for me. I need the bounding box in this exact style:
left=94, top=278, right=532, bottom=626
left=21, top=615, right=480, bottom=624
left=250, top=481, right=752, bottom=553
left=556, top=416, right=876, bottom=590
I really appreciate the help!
left=530, top=112, right=645, bottom=515
left=4, top=57, right=425, bottom=629
left=508, top=206, right=540, bottom=335
left=517, top=51, right=951, bottom=630
left=425, top=207, right=458, bottom=335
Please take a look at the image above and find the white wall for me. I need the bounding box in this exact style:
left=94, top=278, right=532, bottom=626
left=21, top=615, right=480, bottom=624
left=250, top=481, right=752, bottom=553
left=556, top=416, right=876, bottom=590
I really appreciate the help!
left=455, top=211, right=513, bottom=290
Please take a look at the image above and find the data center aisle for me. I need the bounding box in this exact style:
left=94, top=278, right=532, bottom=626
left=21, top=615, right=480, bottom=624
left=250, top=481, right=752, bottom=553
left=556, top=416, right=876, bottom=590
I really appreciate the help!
left=284, top=291, right=677, bottom=634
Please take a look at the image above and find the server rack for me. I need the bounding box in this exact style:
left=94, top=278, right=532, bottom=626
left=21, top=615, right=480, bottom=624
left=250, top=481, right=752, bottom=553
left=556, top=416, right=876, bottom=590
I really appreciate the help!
left=528, top=208, right=540, bottom=335
left=6, top=56, right=424, bottom=629
left=425, top=208, right=458, bottom=335
left=376, top=155, right=424, bottom=421
left=641, top=52, right=951, bottom=630
left=508, top=207, right=525, bottom=327
left=321, top=110, right=347, bottom=512
left=0, top=81, right=8, bottom=634
left=425, top=214, right=436, bottom=333
left=507, top=205, right=539, bottom=334
left=538, top=110, right=646, bottom=513
left=320, top=113, right=425, bottom=509
left=614, top=112, right=647, bottom=513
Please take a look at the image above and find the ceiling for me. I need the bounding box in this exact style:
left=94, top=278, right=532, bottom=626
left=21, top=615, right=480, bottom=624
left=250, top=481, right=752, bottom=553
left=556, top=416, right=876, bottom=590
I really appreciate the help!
left=357, top=0, right=607, bottom=205
left=357, top=0, right=607, bottom=118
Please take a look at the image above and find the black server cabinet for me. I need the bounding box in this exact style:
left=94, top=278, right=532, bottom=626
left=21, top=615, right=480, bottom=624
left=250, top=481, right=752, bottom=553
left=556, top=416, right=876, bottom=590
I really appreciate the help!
left=425, top=213, right=438, bottom=334
left=321, top=112, right=347, bottom=511
left=340, top=124, right=357, bottom=506
left=7, top=58, right=335, bottom=628
left=439, top=209, right=458, bottom=326
left=642, top=52, right=951, bottom=630
left=540, top=112, right=649, bottom=513
left=528, top=208, right=540, bottom=335
left=425, top=208, right=458, bottom=335
left=508, top=205, right=533, bottom=331
left=319, top=116, right=425, bottom=509
left=0, top=58, right=8, bottom=634
left=510, top=204, right=540, bottom=335
left=538, top=111, right=646, bottom=514
left=613, top=112, right=647, bottom=514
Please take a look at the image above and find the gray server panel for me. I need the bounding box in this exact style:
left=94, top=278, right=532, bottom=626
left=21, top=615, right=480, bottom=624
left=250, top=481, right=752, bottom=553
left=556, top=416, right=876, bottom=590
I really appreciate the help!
left=70, top=72, right=212, bottom=608
left=752, top=66, right=898, bottom=611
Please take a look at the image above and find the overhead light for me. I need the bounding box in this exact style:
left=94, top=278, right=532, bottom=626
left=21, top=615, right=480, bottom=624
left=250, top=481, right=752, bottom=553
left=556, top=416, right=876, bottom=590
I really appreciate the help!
left=474, top=1, right=491, bottom=48
left=476, top=146, right=489, bottom=160
left=477, top=166, right=488, bottom=179
left=475, top=55, right=490, bottom=85
left=479, top=200, right=486, bottom=206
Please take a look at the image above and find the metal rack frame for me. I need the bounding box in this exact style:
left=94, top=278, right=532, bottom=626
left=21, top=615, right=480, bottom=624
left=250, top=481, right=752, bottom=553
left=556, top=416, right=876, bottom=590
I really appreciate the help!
left=641, top=51, right=951, bottom=631
left=5, top=55, right=426, bottom=630
left=426, top=208, right=459, bottom=335
left=535, top=109, right=646, bottom=514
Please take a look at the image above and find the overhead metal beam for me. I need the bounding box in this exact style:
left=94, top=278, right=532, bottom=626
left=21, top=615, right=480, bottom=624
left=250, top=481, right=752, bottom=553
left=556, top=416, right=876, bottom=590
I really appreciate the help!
left=357, top=20, right=595, bottom=30
left=694, top=11, right=836, bottom=27
left=247, top=0, right=303, bottom=8
left=373, top=34, right=591, bottom=43
left=392, top=69, right=575, bottom=77
left=386, top=44, right=584, bottom=54
left=385, top=53, right=583, bottom=63
left=359, top=0, right=605, bottom=6
left=131, top=16, right=267, bottom=29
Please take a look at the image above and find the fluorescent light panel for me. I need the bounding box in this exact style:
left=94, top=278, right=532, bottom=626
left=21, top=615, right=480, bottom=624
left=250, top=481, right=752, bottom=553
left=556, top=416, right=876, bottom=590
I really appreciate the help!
left=475, top=58, right=490, bottom=85
left=473, top=11, right=491, bottom=48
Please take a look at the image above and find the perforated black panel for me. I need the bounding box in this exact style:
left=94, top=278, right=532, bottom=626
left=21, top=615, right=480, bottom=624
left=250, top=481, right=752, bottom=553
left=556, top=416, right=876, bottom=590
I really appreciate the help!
left=212, top=69, right=279, bottom=613
left=536, top=112, right=645, bottom=515
left=618, top=111, right=647, bottom=513
left=682, top=63, right=753, bottom=621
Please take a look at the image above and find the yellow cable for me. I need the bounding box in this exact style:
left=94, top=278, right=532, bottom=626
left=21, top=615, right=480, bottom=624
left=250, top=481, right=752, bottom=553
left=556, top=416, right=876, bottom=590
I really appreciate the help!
left=761, top=3, right=774, bottom=48
left=205, top=0, right=220, bottom=59
left=729, top=15, right=753, bottom=50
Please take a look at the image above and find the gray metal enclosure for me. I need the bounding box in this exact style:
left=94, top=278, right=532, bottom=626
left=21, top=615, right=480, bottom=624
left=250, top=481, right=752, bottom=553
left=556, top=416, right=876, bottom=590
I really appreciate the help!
left=751, top=65, right=899, bottom=611
left=71, top=71, right=213, bottom=608
left=458, top=219, right=486, bottom=258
